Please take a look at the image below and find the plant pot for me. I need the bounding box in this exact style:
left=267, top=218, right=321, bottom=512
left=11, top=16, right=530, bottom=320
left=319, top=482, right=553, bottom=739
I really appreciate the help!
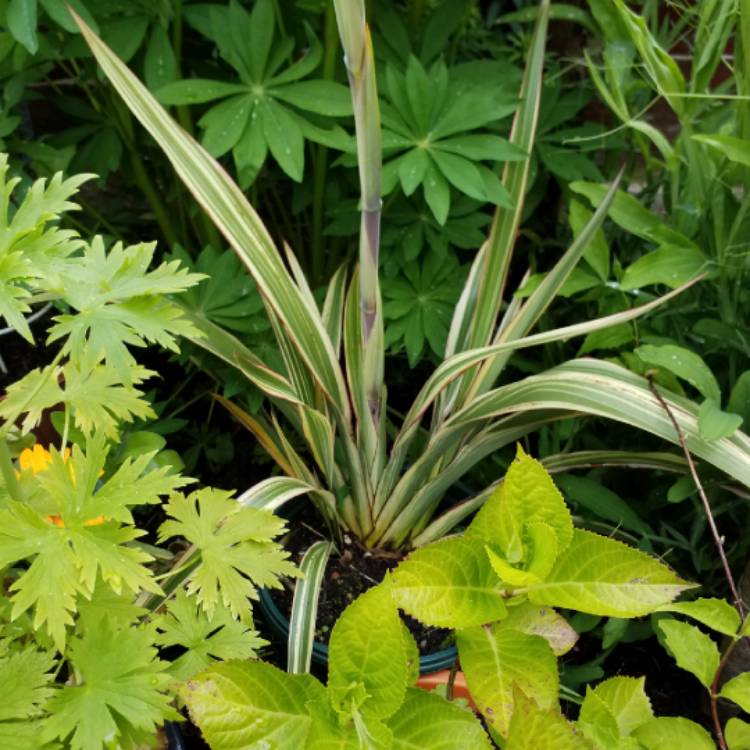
left=257, top=586, right=458, bottom=675
left=415, top=669, right=476, bottom=710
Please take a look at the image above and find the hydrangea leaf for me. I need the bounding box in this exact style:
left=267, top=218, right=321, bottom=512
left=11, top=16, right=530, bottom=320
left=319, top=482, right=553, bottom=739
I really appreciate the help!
left=632, top=717, right=715, bottom=750
left=501, top=601, right=578, bottom=656
left=181, top=661, right=325, bottom=749
left=155, top=589, right=266, bottom=681
left=526, top=529, right=693, bottom=617
left=158, top=488, right=298, bottom=619
left=506, top=691, right=592, bottom=749
left=41, top=619, right=177, bottom=750
left=726, top=717, right=750, bottom=750
left=390, top=536, right=507, bottom=628
left=720, top=673, right=750, bottom=713
left=657, top=597, right=741, bottom=637
left=456, top=624, right=558, bottom=737
left=388, top=688, right=491, bottom=749
left=657, top=618, right=720, bottom=689
left=328, top=579, right=407, bottom=723
left=468, top=445, right=573, bottom=564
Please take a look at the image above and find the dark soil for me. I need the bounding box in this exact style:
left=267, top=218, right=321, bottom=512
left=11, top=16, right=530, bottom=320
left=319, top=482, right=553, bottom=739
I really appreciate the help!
left=270, top=503, right=454, bottom=656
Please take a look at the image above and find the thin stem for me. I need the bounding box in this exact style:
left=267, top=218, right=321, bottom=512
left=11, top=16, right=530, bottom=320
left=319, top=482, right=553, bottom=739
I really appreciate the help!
left=647, top=377, right=745, bottom=620
left=446, top=658, right=459, bottom=702
left=710, top=638, right=740, bottom=750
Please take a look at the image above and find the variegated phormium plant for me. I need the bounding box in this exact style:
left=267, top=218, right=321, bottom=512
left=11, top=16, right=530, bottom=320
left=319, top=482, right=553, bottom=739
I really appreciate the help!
left=74, top=0, right=750, bottom=557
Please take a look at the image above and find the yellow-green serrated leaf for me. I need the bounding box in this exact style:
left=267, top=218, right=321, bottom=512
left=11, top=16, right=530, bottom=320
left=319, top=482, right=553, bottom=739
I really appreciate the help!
left=526, top=529, right=693, bottom=617
left=506, top=691, right=591, bottom=749
left=577, top=689, right=621, bottom=750
left=501, top=601, right=578, bottom=656
left=328, top=580, right=407, bottom=722
left=589, top=676, right=653, bottom=736
left=457, top=624, right=558, bottom=737
left=182, top=661, right=325, bottom=749
left=633, top=717, right=714, bottom=750
left=391, top=537, right=507, bottom=628
left=720, top=673, right=750, bottom=713
left=658, top=597, right=741, bottom=637
left=388, top=688, right=492, bottom=749
left=726, top=717, right=750, bottom=750
left=657, top=618, right=720, bottom=689
left=468, top=446, right=573, bottom=563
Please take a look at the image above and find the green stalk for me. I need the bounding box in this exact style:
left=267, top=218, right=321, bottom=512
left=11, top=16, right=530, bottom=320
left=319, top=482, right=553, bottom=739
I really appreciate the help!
left=311, top=0, right=339, bottom=284
left=333, top=0, right=385, bottom=490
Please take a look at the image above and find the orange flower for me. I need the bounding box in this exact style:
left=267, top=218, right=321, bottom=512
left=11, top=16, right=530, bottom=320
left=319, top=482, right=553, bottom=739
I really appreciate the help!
left=15, top=444, right=107, bottom=529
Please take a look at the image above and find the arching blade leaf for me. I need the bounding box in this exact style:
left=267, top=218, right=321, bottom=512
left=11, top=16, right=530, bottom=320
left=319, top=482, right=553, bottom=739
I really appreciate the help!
left=288, top=541, right=333, bottom=675
left=73, top=11, right=350, bottom=423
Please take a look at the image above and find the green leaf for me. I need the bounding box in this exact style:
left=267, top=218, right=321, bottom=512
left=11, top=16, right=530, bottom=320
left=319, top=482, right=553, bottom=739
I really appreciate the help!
left=0, top=646, right=55, bottom=723
left=468, top=445, right=573, bottom=563
left=621, top=245, right=708, bottom=290
left=720, top=673, right=750, bottom=713
left=47, top=237, right=203, bottom=384
left=155, top=590, right=265, bottom=681
left=200, top=95, right=254, bottom=157
left=635, top=344, right=721, bottom=403
left=260, top=99, right=305, bottom=181
left=329, top=580, right=407, bottom=722
left=501, top=600, right=578, bottom=655
left=182, top=661, right=325, bottom=749
left=430, top=150, right=487, bottom=203
left=391, top=537, right=507, bottom=628
left=457, top=624, right=558, bottom=737
left=569, top=197, right=609, bottom=280
left=388, top=688, right=491, bottom=749
left=158, top=489, right=298, bottom=619
left=657, top=618, right=719, bottom=688
left=693, top=134, right=750, bottom=168
left=42, top=619, right=177, bottom=750
left=247, top=0, right=274, bottom=81
left=7, top=0, right=37, bottom=54
left=698, top=398, right=743, bottom=441
left=582, top=676, right=653, bottom=737
left=436, top=135, right=526, bottom=163
left=657, top=597, right=741, bottom=637
left=155, top=79, right=249, bottom=105
left=570, top=182, right=697, bottom=249
left=144, top=24, right=177, bottom=90
left=526, top=529, right=692, bottom=617
left=506, top=691, right=590, bottom=749
left=397, top=148, right=430, bottom=196
left=726, top=718, right=750, bottom=750
left=633, top=717, right=715, bottom=750
left=422, top=161, right=451, bottom=224
left=729, top=371, right=750, bottom=429
left=555, top=474, right=649, bottom=535
left=273, top=80, right=353, bottom=116
left=39, top=0, right=98, bottom=33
